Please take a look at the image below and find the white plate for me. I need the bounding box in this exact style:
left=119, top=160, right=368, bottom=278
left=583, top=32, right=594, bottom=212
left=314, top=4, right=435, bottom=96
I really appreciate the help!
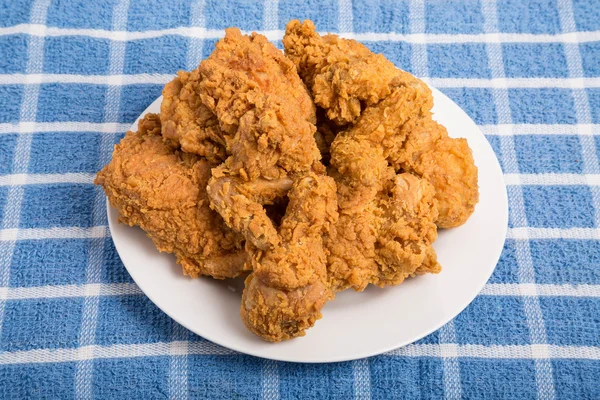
left=107, top=87, right=508, bottom=363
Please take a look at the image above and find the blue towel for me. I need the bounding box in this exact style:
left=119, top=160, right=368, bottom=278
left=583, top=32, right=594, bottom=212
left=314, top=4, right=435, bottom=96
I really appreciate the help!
left=0, top=0, right=599, bottom=398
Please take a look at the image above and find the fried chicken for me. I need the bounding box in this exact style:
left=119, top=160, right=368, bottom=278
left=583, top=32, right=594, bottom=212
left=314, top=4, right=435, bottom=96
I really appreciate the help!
left=327, top=172, right=441, bottom=292
left=390, top=118, right=479, bottom=227
left=92, top=20, right=485, bottom=344
left=197, top=28, right=323, bottom=250
left=241, top=173, right=338, bottom=341
left=95, top=113, right=247, bottom=279
left=283, top=20, right=479, bottom=229
left=325, top=86, right=441, bottom=292
left=161, top=70, right=228, bottom=163
left=186, top=29, right=343, bottom=341
left=284, top=19, right=405, bottom=126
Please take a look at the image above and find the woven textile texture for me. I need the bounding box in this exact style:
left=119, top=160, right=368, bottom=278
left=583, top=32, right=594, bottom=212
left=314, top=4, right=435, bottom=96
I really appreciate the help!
left=0, top=0, right=599, bottom=398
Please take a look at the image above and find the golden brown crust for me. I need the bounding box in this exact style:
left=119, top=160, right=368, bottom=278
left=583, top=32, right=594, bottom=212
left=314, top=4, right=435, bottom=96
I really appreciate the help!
left=327, top=172, right=440, bottom=291
left=95, top=113, right=247, bottom=279
left=198, top=28, right=323, bottom=251
left=199, top=28, right=319, bottom=181
left=325, top=87, right=441, bottom=291
left=284, top=20, right=479, bottom=230
left=95, top=20, right=481, bottom=343
left=391, top=118, right=479, bottom=228
left=160, top=71, right=228, bottom=163
left=241, top=173, right=338, bottom=341
left=189, top=29, right=341, bottom=341
left=284, top=20, right=406, bottom=125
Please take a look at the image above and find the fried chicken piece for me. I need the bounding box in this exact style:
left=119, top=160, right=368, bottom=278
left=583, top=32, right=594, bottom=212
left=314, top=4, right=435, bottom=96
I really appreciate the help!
left=327, top=172, right=440, bottom=291
left=200, top=28, right=318, bottom=179
left=198, top=28, right=322, bottom=250
left=161, top=70, right=228, bottom=163
left=95, top=113, right=247, bottom=279
left=328, top=85, right=432, bottom=210
left=284, top=19, right=405, bottom=125
left=326, top=89, right=440, bottom=291
left=241, top=173, right=338, bottom=341
left=284, top=20, right=478, bottom=229
left=391, top=118, right=479, bottom=228
left=207, top=173, right=293, bottom=250
left=284, top=22, right=442, bottom=290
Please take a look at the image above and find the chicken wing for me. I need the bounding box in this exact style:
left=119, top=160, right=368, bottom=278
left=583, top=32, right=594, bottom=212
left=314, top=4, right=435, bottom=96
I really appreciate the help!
left=390, top=118, right=479, bottom=227
left=284, top=19, right=405, bottom=125
left=95, top=113, right=247, bottom=279
left=327, top=172, right=441, bottom=292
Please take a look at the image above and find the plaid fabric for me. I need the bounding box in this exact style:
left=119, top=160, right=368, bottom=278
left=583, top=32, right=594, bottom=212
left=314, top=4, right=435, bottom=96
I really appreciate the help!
left=0, top=0, right=599, bottom=398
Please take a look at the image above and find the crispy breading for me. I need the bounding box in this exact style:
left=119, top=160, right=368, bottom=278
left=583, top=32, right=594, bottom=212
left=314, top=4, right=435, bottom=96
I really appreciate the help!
left=198, top=28, right=323, bottom=251
left=160, top=70, right=228, bottom=163
left=325, top=86, right=441, bottom=291
left=283, top=20, right=479, bottom=230
left=95, top=113, right=247, bottom=279
left=241, top=173, right=338, bottom=341
left=391, top=118, right=479, bottom=228
left=284, top=19, right=405, bottom=125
